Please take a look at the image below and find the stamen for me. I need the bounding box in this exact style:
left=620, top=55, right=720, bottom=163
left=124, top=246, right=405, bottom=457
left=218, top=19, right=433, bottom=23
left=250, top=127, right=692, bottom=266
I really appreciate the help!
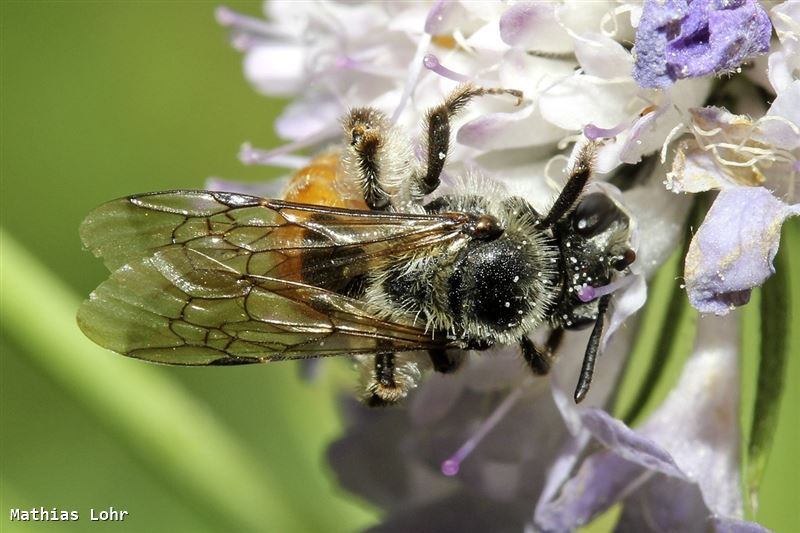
left=392, top=33, right=432, bottom=122
left=600, top=4, right=636, bottom=37
left=441, top=382, right=527, bottom=476
left=660, top=122, right=687, bottom=163
left=584, top=122, right=628, bottom=140
left=238, top=126, right=339, bottom=168
left=578, top=275, right=633, bottom=303
left=215, top=6, right=287, bottom=39
left=423, top=53, right=474, bottom=83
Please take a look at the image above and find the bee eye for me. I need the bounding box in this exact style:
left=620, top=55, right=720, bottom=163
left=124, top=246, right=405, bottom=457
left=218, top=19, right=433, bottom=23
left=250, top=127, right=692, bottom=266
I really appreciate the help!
left=572, top=193, right=619, bottom=236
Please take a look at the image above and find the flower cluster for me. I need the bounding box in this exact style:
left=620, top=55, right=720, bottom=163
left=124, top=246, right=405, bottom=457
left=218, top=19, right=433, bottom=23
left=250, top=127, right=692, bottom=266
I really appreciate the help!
left=217, top=1, right=792, bottom=531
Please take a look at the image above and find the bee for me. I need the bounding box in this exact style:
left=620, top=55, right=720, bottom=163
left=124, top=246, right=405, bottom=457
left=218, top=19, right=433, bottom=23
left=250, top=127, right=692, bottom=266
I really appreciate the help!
left=77, top=84, right=635, bottom=406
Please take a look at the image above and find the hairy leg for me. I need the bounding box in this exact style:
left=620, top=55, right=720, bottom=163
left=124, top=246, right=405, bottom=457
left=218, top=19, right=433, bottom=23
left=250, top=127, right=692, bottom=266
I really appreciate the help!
left=415, top=84, right=523, bottom=200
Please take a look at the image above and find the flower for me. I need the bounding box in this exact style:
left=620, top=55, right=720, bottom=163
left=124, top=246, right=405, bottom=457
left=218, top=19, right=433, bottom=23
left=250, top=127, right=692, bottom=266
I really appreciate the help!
left=214, top=1, right=794, bottom=531
left=632, top=0, right=772, bottom=89
left=535, top=313, right=754, bottom=531
left=668, top=81, right=800, bottom=315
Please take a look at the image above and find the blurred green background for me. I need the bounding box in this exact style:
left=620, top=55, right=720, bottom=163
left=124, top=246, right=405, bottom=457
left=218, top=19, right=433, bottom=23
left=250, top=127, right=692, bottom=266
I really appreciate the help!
left=1, top=2, right=797, bottom=532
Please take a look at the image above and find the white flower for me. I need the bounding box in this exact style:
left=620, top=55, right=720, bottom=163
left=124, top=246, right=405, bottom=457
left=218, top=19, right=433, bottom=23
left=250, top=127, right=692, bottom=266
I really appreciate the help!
left=213, top=1, right=790, bottom=531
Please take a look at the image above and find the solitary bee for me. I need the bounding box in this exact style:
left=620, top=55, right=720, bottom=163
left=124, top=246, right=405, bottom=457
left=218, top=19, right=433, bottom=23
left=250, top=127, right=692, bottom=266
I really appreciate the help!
left=78, top=84, right=635, bottom=406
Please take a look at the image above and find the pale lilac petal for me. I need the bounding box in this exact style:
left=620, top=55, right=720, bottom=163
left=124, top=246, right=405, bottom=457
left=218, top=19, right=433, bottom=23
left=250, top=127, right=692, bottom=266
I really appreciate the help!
left=582, top=409, right=685, bottom=477
left=457, top=105, right=566, bottom=150
left=499, top=2, right=572, bottom=53
left=619, top=78, right=711, bottom=165
left=684, top=187, right=800, bottom=315
left=601, top=273, right=646, bottom=352
left=761, top=80, right=800, bottom=150
left=615, top=477, right=709, bottom=533
left=537, top=313, right=744, bottom=531
left=539, top=75, right=638, bottom=130
left=640, top=314, right=742, bottom=517
left=767, top=1, right=800, bottom=94
left=713, top=517, right=774, bottom=533
left=243, top=43, right=305, bottom=96
left=592, top=78, right=711, bottom=173
left=623, top=162, right=693, bottom=278
left=536, top=450, right=645, bottom=531
left=424, top=0, right=470, bottom=35
left=274, top=96, right=343, bottom=140
left=498, top=48, right=574, bottom=95
left=573, top=32, right=633, bottom=79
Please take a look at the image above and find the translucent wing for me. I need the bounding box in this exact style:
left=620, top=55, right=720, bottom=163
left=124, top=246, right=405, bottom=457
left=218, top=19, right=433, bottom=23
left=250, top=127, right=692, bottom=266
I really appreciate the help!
left=78, top=190, right=469, bottom=364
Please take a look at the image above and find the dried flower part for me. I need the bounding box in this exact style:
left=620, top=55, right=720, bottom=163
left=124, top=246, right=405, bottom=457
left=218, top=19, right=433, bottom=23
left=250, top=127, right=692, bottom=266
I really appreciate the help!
left=667, top=92, right=800, bottom=197
left=632, top=0, right=772, bottom=89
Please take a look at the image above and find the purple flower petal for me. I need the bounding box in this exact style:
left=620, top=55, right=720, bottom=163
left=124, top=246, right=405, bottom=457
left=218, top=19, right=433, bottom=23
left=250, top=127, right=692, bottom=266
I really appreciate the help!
left=424, top=0, right=470, bottom=35
left=499, top=2, right=570, bottom=52
left=684, top=187, right=800, bottom=315
left=713, top=517, right=774, bottom=533
left=243, top=43, right=305, bottom=96
left=615, top=476, right=709, bottom=532
left=633, top=0, right=772, bottom=89
left=536, top=449, right=646, bottom=531
left=581, top=409, right=685, bottom=477
left=537, top=314, right=746, bottom=531
left=457, top=105, right=566, bottom=150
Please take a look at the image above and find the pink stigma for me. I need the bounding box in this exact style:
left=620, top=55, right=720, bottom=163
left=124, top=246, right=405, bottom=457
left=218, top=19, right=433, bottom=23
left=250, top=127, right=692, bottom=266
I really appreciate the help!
left=578, top=275, right=633, bottom=303
left=439, top=384, right=525, bottom=477
left=423, top=54, right=473, bottom=83
left=441, top=459, right=460, bottom=477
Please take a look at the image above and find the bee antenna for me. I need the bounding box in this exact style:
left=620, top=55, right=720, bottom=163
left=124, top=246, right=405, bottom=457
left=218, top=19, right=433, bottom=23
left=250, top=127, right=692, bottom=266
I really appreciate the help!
left=537, top=141, right=598, bottom=229
left=574, top=294, right=611, bottom=403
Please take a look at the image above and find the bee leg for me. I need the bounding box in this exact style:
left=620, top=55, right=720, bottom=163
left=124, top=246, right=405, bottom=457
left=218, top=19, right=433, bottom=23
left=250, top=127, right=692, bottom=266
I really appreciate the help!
left=361, top=352, right=421, bottom=407
left=415, top=84, right=523, bottom=200
left=520, top=329, right=564, bottom=375
left=341, top=108, right=394, bottom=210
left=574, top=294, right=611, bottom=403
left=537, top=141, right=598, bottom=229
left=428, top=349, right=465, bottom=374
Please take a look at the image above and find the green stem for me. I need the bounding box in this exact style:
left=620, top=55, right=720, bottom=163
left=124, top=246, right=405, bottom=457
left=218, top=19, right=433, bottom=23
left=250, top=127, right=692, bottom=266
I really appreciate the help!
left=0, top=228, right=304, bottom=532
left=746, top=231, right=792, bottom=515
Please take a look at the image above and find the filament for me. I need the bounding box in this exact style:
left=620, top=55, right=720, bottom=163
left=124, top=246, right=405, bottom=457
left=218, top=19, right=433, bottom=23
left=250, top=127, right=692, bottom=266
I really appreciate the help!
left=441, top=381, right=528, bottom=476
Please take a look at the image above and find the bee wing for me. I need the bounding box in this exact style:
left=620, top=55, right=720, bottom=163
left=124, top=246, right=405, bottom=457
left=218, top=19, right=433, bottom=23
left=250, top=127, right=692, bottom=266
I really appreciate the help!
left=81, top=190, right=465, bottom=281
left=78, top=190, right=467, bottom=364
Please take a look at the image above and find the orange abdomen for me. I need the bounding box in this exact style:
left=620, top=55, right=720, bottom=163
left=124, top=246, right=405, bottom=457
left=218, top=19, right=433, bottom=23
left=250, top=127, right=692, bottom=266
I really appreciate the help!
left=283, top=153, right=367, bottom=210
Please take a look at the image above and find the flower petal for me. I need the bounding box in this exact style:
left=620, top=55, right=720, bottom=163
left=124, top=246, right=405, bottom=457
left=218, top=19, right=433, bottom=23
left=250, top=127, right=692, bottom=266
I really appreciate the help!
left=633, top=0, right=772, bottom=88
left=457, top=105, right=566, bottom=150
left=573, top=32, right=633, bottom=79
left=639, top=314, right=742, bottom=517
left=243, top=43, right=305, bottom=96
left=499, top=2, right=571, bottom=52
left=684, top=187, right=800, bottom=315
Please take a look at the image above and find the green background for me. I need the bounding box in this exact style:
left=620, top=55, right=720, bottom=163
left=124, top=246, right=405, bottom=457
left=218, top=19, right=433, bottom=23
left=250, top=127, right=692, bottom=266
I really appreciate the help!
left=1, top=2, right=797, bottom=532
